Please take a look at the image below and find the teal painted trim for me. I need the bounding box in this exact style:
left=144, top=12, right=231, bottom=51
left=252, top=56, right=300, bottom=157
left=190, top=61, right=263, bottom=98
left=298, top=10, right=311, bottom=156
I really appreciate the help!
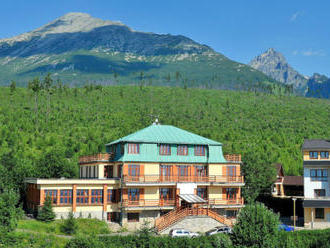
left=110, top=143, right=226, bottom=163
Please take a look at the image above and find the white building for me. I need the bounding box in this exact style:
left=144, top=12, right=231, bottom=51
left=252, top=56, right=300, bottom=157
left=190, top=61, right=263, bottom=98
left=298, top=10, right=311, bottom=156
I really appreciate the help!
left=302, top=139, right=330, bottom=228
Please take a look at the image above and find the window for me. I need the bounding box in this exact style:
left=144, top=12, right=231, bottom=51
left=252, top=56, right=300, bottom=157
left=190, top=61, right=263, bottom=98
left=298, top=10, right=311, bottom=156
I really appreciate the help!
left=160, top=188, right=174, bottom=201
left=159, top=144, right=171, bottom=155
left=76, top=189, right=89, bottom=204
left=128, top=165, right=140, bottom=176
left=120, top=144, right=124, bottom=154
left=104, top=166, right=113, bottom=178
left=160, top=165, right=172, bottom=180
left=310, top=169, right=328, bottom=181
left=177, top=145, right=188, bottom=155
left=197, top=187, right=208, bottom=200
left=225, top=210, right=238, bottom=218
left=320, top=151, right=329, bottom=159
left=44, top=190, right=57, bottom=204
left=91, top=189, right=103, bottom=204
left=314, top=189, right=326, bottom=197
left=60, top=190, right=72, bottom=204
left=226, top=166, right=237, bottom=177
left=127, top=213, right=139, bottom=222
left=315, top=208, right=324, bottom=219
left=128, top=188, right=140, bottom=201
left=128, top=143, right=140, bottom=154
left=226, top=188, right=238, bottom=200
left=309, top=151, right=318, bottom=159
left=107, top=189, right=118, bottom=203
left=194, top=146, right=205, bottom=156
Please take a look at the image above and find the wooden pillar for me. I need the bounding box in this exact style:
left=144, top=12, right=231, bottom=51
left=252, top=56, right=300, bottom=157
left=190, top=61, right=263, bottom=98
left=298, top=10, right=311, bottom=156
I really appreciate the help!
left=103, top=185, right=108, bottom=211
left=56, top=189, right=60, bottom=205
left=237, top=187, right=241, bottom=204
left=72, top=185, right=77, bottom=212
left=88, top=189, right=92, bottom=205
left=176, top=188, right=180, bottom=208
left=40, top=189, right=45, bottom=206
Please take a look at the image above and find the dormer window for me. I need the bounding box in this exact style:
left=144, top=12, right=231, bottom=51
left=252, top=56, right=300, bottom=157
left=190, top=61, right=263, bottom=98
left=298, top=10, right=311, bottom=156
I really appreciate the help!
left=194, top=145, right=206, bottom=156
left=128, top=143, right=140, bottom=154
left=177, top=145, right=188, bottom=156
left=309, top=151, right=318, bottom=159
left=159, top=144, right=171, bottom=155
left=320, top=151, right=329, bottom=159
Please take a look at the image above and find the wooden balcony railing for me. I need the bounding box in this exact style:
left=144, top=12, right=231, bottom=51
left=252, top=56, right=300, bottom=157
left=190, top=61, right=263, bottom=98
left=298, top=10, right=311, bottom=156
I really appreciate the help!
left=155, top=207, right=233, bottom=232
left=122, top=175, right=244, bottom=184
left=78, top=153, right=114, bottom=164
left=208, top=198, right=244, bottom=205
left=224, top=154, right=241, bottom=162
left=121, top=199, right=175, bottom=207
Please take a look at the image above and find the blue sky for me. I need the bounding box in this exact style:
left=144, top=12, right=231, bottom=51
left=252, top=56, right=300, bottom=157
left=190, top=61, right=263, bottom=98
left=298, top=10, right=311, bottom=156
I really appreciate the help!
left=1, top=0, right=329, bottom=77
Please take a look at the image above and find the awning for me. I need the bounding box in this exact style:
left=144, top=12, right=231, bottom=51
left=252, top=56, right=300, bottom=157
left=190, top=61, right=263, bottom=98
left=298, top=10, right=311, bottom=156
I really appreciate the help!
left=179, top=194, right=207, bottom=204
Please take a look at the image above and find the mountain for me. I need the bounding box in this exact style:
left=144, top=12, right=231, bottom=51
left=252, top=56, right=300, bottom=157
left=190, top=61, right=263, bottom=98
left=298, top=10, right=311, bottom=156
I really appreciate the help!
left=306, top=73, right=330, bottom=99
left=0, top=12, right=280, bottom=91
left=249, top=48, right=308, bottom=94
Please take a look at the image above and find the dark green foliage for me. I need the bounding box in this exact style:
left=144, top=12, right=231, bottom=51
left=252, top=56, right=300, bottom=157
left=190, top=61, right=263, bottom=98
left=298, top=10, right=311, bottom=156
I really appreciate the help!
left=61, top=212, right=78, bottom=235
left=66, top=235, right=106, bottom=248
left=37, top=196, right=56, bottom=222
left=231, top=203, right=280, bottom=248
left=0, top=189, right=22, bottom=233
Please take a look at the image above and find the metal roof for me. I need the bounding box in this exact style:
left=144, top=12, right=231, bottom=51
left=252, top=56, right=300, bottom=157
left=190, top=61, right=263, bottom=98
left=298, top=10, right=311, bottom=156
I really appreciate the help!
left=179, top=194, right=207, bottom=203
left=302, top=139, right=330, bottom=150
left=106, top=124, right=222, bottom=146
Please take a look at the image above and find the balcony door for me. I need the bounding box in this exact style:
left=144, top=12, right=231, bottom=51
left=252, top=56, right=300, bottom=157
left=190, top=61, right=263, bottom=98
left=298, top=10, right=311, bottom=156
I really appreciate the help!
left=195, top=166, right=207, bottom=182
left=160, top=165, right=172, bottom=182
left=226, top=188, right=238, bottom=203
left=178, top=165, right=190, bottom=181
left=128, top=188, right=140, bottom=202
left=226, top=166, right=236, bottom=181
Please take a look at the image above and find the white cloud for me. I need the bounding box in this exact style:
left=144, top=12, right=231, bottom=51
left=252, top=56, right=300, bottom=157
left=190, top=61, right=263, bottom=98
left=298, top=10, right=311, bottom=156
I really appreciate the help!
left=292, top=49, right=326, bottom=57
left=290, top=11, right=303, bottom=22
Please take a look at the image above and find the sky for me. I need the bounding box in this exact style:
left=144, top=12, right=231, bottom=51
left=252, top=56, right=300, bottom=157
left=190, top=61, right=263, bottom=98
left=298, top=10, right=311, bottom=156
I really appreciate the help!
left=0, top=0, right=329, bottom=77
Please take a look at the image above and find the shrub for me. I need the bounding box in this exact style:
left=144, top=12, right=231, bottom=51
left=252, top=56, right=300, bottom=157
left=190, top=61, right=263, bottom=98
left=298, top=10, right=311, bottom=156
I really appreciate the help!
left=37, top=196, right=56, bottom=222
left=66, top=235, right=105, bottom=248
left=231, top=202, right=280, bottom=248
left=61, top=212, right=78, bottom=235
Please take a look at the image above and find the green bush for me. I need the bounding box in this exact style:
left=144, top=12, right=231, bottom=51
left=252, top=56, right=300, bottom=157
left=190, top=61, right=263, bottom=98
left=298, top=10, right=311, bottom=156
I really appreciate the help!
left=61, top=212, right=78, bottom=235
left=66, top=235, right=105, bottom=248
left=231, top=202, right=280, bottom=248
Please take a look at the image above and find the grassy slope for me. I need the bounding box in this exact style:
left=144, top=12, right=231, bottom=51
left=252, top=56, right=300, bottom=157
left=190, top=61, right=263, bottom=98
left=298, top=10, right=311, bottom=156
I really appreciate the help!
left=0, top=85, right=329, bottom=179
left=0, top=50, right=279, bottom=91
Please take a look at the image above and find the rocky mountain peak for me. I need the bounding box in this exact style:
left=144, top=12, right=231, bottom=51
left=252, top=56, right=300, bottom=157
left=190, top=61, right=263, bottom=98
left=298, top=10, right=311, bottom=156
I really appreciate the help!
left=249, top=48, right=307, bottom=92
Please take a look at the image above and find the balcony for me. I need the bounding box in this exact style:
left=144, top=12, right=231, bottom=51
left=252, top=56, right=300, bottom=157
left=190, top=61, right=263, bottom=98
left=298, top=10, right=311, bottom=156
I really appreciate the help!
left=224, top=154, right=241, bottom=162
left=122, top=175, right=244, bottom=185
left=208, top=198, right=244, bottom=206
left=78, top=153, right=114, bottom=164
left=121, top=199, right=175, bottom=208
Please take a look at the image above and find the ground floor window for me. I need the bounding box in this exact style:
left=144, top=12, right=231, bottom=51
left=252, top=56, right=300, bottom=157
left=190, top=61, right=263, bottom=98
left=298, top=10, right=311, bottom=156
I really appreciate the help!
left=44, top=190, right=57, bottom=204
left=127, top=212, right=139, bottom=222
left=107, top=212, right=120, bottom=223
left=91, top=189, right=103, bottom=204
left=60, top=190, right=72, bottom=204
left=76, top=189, right=89, bottom=204
left=315, top=208, right=324, bottom=219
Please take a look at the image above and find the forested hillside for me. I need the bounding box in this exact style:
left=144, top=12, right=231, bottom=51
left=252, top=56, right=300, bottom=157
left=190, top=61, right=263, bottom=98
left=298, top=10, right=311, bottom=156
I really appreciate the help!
left=0, top=82, right=329, bottom=202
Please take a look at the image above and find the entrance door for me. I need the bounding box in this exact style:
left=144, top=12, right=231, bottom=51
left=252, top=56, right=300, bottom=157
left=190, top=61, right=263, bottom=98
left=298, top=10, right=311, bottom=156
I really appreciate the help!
left=160, top=165, right=172, bottom=182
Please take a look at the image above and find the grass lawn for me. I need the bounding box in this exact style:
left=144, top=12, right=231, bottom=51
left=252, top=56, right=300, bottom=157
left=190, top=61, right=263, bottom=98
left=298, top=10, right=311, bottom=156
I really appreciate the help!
left=18, top=218, right=111, bottom=236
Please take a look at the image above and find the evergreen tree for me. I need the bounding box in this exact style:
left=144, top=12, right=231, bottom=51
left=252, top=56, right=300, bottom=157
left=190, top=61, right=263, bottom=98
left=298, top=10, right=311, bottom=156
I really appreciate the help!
left=61, top=212, right=78, bottom=235
left=0, top=189, right=22, bottom=233
left=37, top=196, right=56, bottom=222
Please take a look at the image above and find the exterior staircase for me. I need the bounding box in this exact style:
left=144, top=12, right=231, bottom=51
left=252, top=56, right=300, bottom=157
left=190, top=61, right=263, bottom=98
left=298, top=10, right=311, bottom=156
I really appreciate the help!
left=155, top=207, right=233, bottom=232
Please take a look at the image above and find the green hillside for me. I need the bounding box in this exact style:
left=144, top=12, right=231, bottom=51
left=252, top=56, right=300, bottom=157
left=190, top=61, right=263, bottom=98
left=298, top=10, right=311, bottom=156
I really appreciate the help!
left=0, top=84, right=329, bottom=200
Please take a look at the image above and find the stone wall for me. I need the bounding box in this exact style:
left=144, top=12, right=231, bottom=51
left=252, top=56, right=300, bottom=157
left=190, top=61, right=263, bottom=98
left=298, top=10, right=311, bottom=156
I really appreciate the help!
left=160, top=216, right=225, bottom=234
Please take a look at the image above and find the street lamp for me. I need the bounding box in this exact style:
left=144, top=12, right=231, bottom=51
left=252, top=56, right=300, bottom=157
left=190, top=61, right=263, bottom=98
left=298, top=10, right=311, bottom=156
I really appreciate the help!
left=292, top=197, right=297, bottom=230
